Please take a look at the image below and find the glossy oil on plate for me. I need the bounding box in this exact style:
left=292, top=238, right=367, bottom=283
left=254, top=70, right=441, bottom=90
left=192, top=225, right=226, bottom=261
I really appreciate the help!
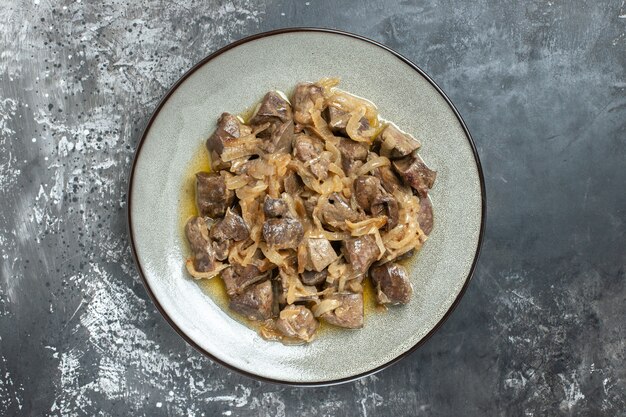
left=128, top=28, right=485, bottom=385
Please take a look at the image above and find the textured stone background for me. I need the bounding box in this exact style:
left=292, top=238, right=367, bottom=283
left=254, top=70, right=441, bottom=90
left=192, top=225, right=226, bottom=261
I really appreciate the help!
left=1, top=1, right=625, bottom=416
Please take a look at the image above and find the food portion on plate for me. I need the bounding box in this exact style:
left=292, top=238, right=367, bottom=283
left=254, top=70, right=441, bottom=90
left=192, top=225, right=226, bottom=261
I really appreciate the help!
left=183, top=78, right=436, bottom=344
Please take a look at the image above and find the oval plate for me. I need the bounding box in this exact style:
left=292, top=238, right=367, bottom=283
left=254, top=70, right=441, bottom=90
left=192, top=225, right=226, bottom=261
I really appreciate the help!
left=128, top=28, right=485, bottom=385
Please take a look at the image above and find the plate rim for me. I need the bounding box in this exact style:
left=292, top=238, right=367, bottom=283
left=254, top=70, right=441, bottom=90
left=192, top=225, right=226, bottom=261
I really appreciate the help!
left=127, top=27, right=487, bottom=387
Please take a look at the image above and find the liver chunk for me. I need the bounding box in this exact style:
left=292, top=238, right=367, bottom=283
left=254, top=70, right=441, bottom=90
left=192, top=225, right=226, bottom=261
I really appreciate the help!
left=337, top=137, right=368, bottom=175
left=262, top=218, right=304, bottom=250
left=320, top=293, right=364, bottom=329
left=342, top=234, right=381, bottom=274
left=304, top=238, right=338, bottom=272
left=417, top=195, right=434, bottom=235
left=379, top=124, right=421, bottom=159
left=392, top=152, right=436, bottom=197
left=370, top=262, right=412, bottom=305
left=249, top=91, right=292, bottom=125
left=275, top=305, right=319, bottom=341
left=184, top=216, right=215, bottom=272
left=293, top=134, right=324, bottom=161
left=370, top=193, right=399, bottom=230
left=250, top=92, right=294, bottom=154
left=293, top=134, right=329, bottom=180
left=283, top=172, right=304, bottom=196
left=353, top=175, right=382, bottom=212
left=206, top=112, right=250, bottom=155
left=373, top=165, right=405, bottom=194
left=221, top=263, right=269, bottom=296
left=263, top=196, right=289, bottom=218
left=320, top=192, right=363, bottom=231
left=301, top=269, right=328, bottom=286
left=326, top=105, right=370, bottom=137
left=229, top=280, right=274, bottom=321
left=292, top=83, right=324, bottom=125
left=195, top=172, right=234, bottom=219
left=210, top=208, right=249, bottom=242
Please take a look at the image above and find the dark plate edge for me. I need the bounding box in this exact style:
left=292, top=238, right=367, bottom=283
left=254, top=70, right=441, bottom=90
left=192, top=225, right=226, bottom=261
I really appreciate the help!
left=126, top=27, right=487, bottom=387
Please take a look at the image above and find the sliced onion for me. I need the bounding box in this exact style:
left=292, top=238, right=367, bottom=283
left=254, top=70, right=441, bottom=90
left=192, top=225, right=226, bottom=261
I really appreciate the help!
left=260, top=243, right=286, bottom=266
left=356, top=155, right=391, bottom=176
left=345, top=217, right=387, bottom=236
left=312, top=299, right=343, bottom=317
left=373, top=228, right=386, bottom=260
left=247, top=159, right=275, bottom=179
left=225, top=174, right=250, bottom=190
left=185, top=259, right=228, bottom=280
left=236, top=182, right=267, bottom=200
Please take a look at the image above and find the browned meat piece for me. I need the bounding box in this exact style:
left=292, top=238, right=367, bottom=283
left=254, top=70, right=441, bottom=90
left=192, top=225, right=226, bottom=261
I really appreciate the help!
left=302, top=195, right=318, bottom=218
left=206, top=112, right=250, bottom=155
left=256, top=120, right=295, bottom=154
left=353, top=175, right=382, bottom=212
left=301, top=269, right=328, bottom=286
left=229, top=280, right=274, bottom=321
left=304, top=238, right=338, bottom=272
left=417, top=195, right=434, bottom=235
left=185, top=216, right=210, bottom=253
left=342, top=235, right=381, bottom=274
left=263, top=196, right=289, bottom=218
left=185, top=216, right=215, bottom=272
left=373, top=165, right=405, bottom=194
left=325, top=105, right=370, bottom=136
left=213, top=240, right=229, bottom=261
left=222, top=263, right=270, bottom=296
left=209, top=150, right=231, bottom=171
left=269, top=119, right=294, bottom=153
left=196, top=172, right=234, bottom=219
left=338, top=137, right=369, bottom=161
left=276, top=272, right=318, bottom=305
left=293, top=134, right=323, bottom=161
left=394, top=248, right=415, bottom=262
left=248, top=248, right=276, bottom=273
left=371, top=193, right=399, bottom=230
left=210, top=208, right=249, bottom=242
left=309, top=155, right=330, bottom=181
left=275, top=305, right=319, bottom=341
left=370, top=262, right=412, bottom=305
left=320, top=293, right=364, bottom=329
left=326, top=105, right=350, bottom=132
left=392, top=152, right=436, bottom=197
left=249, top=91, right=292, bottom=125
left=283, top=171, right=304, bottom=195
left=262, top=218, right=304, bottom=249
left=293, top=134, right=329, bottom=179
left=320, top=192, right=363, bottom=230
left=379, top=124, right=421, bottom=159
left=292, top=83, right=324, bottom=125
left=337, top=137, right=368, bottom=175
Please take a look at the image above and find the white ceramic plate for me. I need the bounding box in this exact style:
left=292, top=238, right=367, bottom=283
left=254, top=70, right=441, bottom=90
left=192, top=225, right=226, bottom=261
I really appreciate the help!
left=128, top=28, right=485, bottom=385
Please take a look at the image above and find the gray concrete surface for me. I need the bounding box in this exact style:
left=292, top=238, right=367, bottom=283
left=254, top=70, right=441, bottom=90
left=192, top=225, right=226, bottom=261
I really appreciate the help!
left=0, top=0, right=624, bottom=415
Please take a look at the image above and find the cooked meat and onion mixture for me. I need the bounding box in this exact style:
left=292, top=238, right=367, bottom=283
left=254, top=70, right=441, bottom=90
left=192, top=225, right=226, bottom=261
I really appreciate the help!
left=184, top=78, right=435, bottom=343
